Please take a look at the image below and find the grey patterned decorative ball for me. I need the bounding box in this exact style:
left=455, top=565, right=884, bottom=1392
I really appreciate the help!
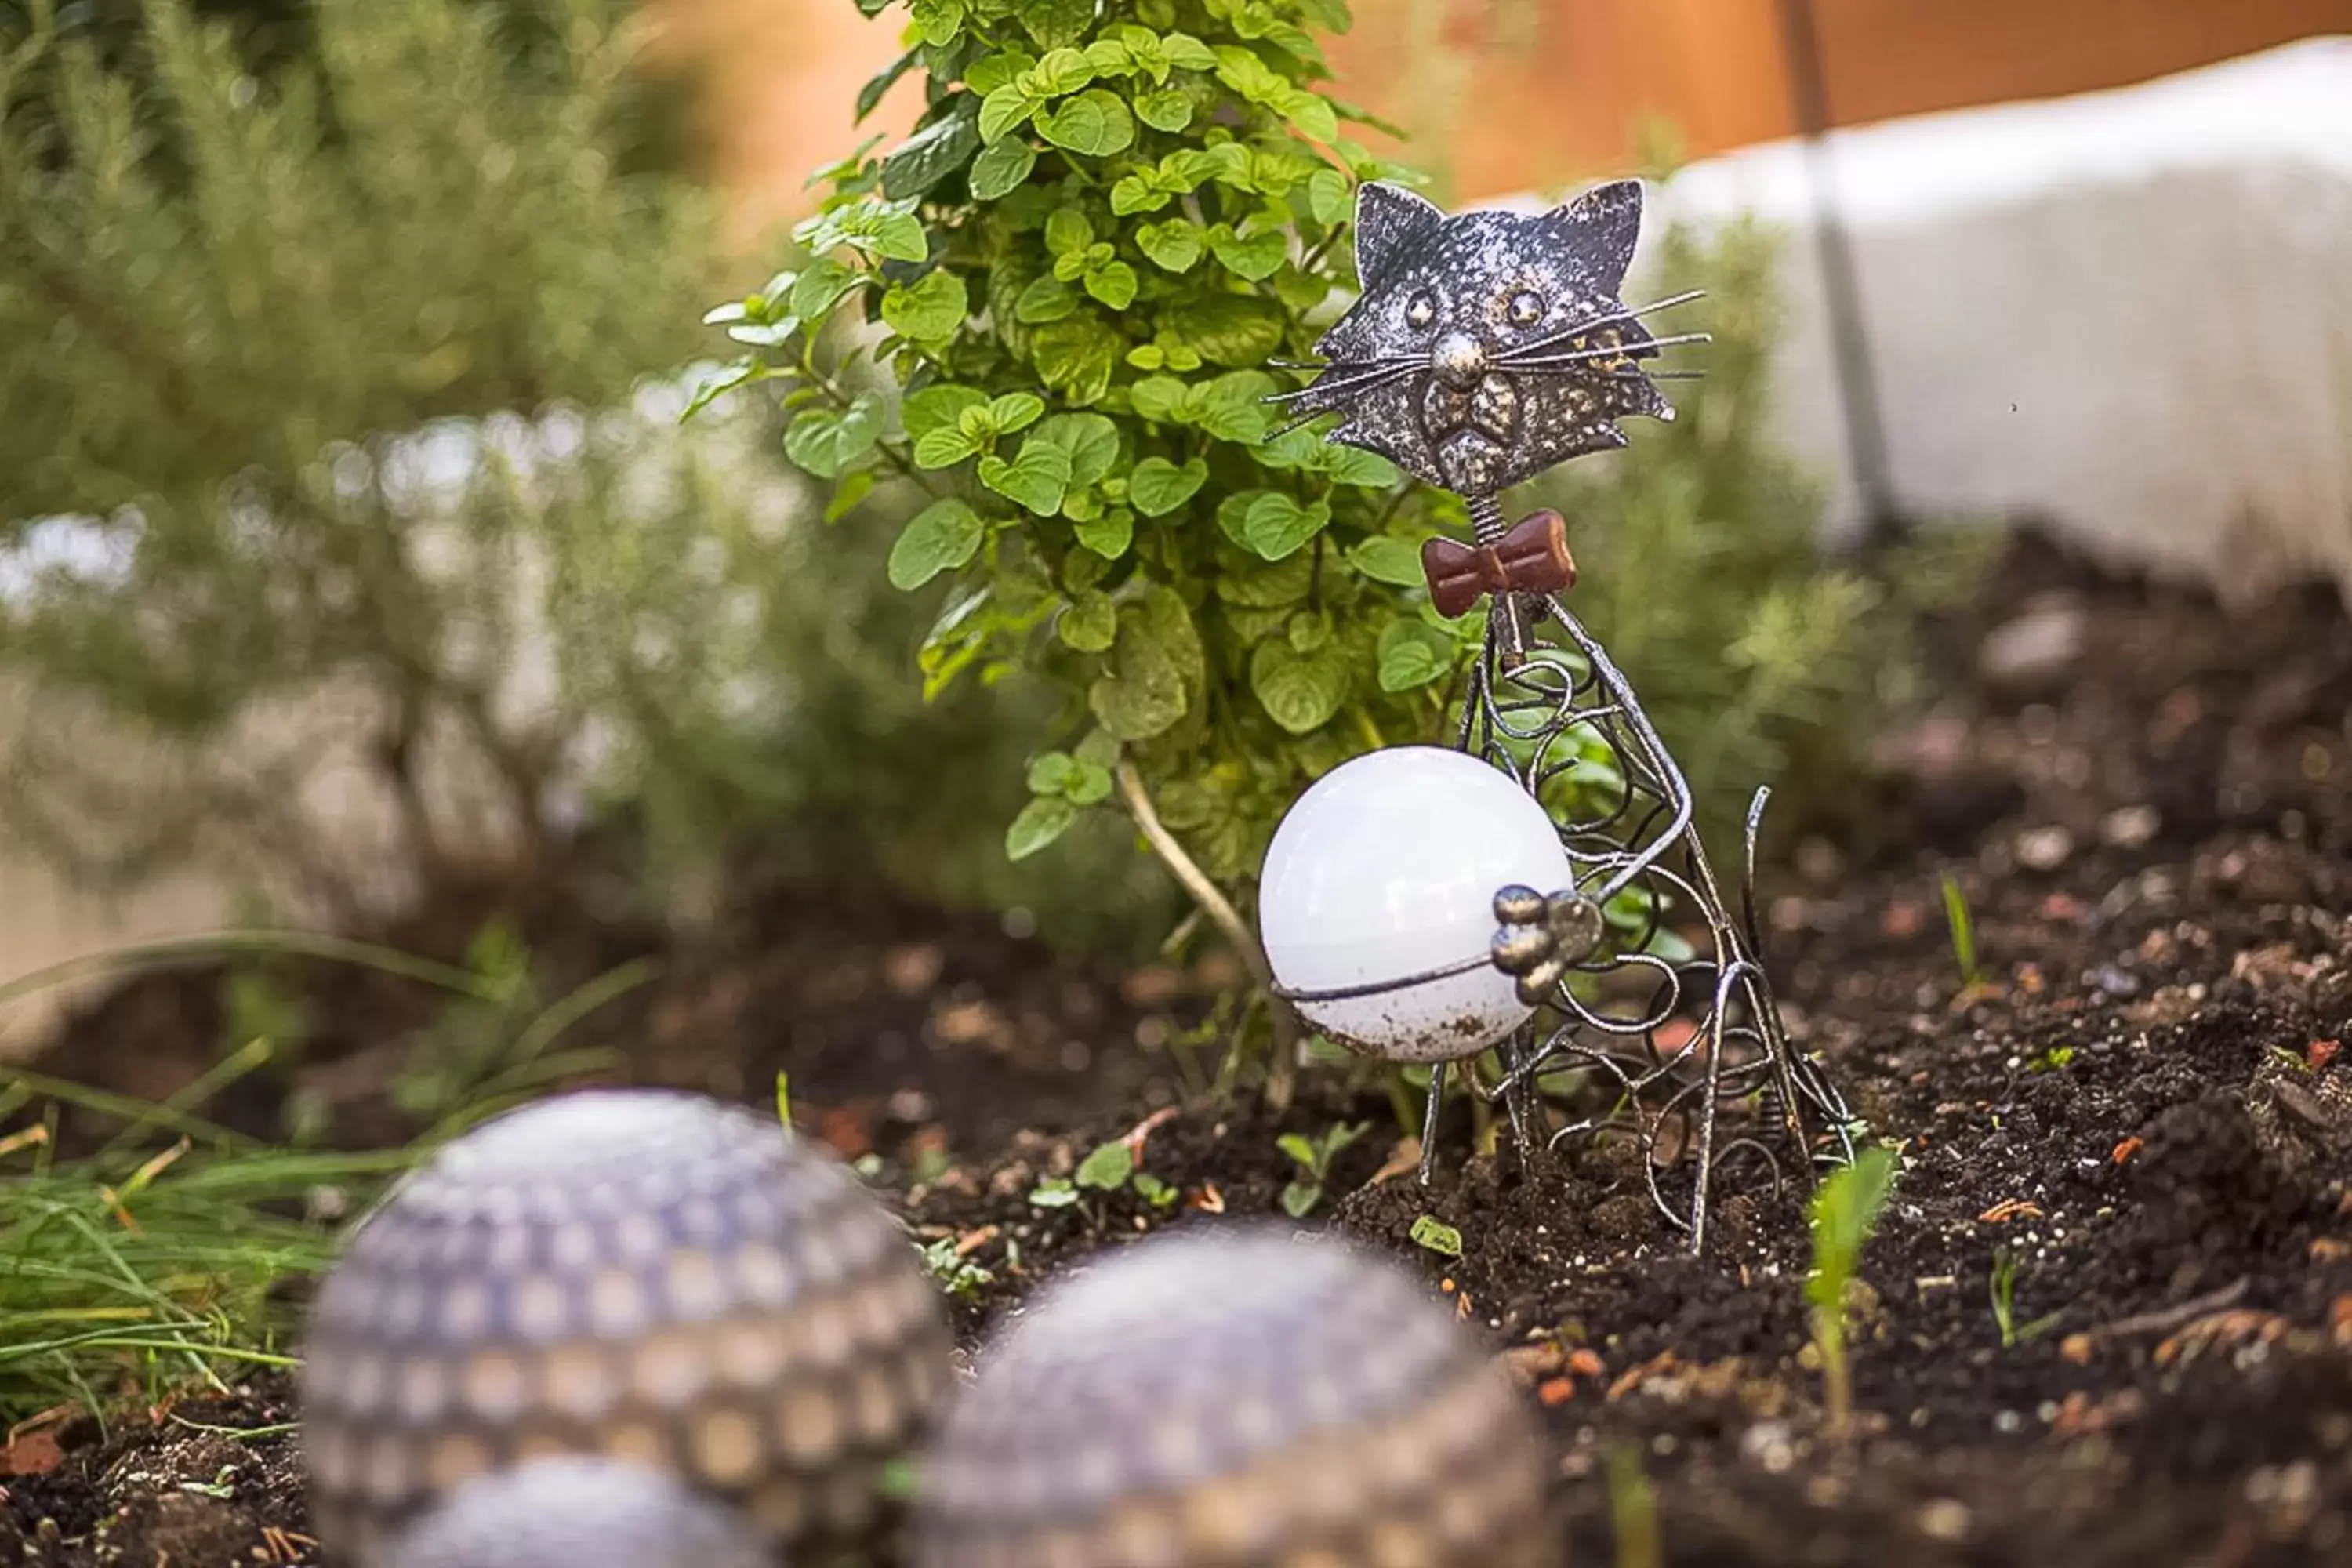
left=911, top=1226, right=1552, bottom=1568
left=301, top=1089, right=953, bottom=1566
left=380, top=1457, right=768, bottom=1568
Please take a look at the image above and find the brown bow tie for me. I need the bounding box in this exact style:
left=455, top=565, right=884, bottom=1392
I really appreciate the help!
left=1418, top=510, right=1577, bottom=619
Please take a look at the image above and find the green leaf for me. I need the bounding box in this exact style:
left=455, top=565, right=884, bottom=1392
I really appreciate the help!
left=1074, top=1139, right=1134, bottom=1190
left=880, top=268, right=969, bottom=345
left=908, top=0, right=965, bottom=45
left=966, top=49, right=1038, bottom=96
left=824, top=471, right=877, bottom=524
left=1306, top=166, right=1352, bottom=225
left=1075, top=509, right=1134, bottom=558
left=1090, top=587, right=1201, bottom=741
left=1279, top=1180, right=1322, bottom=1218
left=887, top=498, right=986, bottom=590
left=1410, top=1214, right=1464, bottom=1258
left=1085, top=36, right=1138, bottom=76
left=988, top=392, right=1045, bottom=434
left=1348, top=535, right=1426, bottom=586
left=1127, top=456, right=1207, bottom=517
left=1162, top=32, right=1219, bottom=70
left=978, top=85, right=1041, bottom=143
left=791, top=258, right=866, bottom=323
left=1025, top=750, right=1082, bottom=795
left=1075, top=729, right=1120, bottom=768
left=679, top=357, right=764, bottom=421
left=1019, top=0, right=1095, bottom=51
left=1029, top=318, right=1119, bottom=403
left=978, top=438, right=1074, bottom=515
left=1036, top=89, right=1136, bottom=157
left=1033, top=412, right=1122, bottom=485
left=868, top=210, right=927, bottom=263
left=880, top=107, right=981, bottom=199
left=911, top=426, right=980, bottom=468
left=1128, top=376, right=1185, bottom=423
left=1134, top=87, right=1192, bottom=132
left=1044, top=205, right=1094, bottom=256
left=1281, top=90, right=1339, bottom=143
left=1014, top=274, right=1077, bottom=323
left=1029, top=45, right=1096, bottom=95
left=1808, top=1146, right=1899, bottom=1312
left=1250, top=639, right=1349, bottom=733
left=1216, top=552, right=1313, bottom=608
left=1327, top=446, right=1401, bottom=487
left=1177, top=294, right=1285, bottom=365
left=856, top=49, right=920, bottom=122
left=967, top=135, right=1037, bottom=199
left=1006, top=793, right=1080, bottom=859
left=1376, top=619, right=1455, bottom=691
left=1208, top=226, right=1287, bottom=281
left=1061, top=590, right=1118, bottom=652
left=1217, top=490, right=1329, bottom=560
left=782, top=394, right=884, bottom=479
left=1134, top=219, right=1203, bottom=272
left=902, top=383, right=988, bottom=441
left=1028, top=1175, right=1081, bottom=1207
left=1083, top=259, right=1138, bottom=310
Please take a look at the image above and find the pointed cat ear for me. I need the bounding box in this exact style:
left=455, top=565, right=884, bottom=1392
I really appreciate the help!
left=1352, top=181, right=1443, bottom=286
left=1546, top=179, right=1643, bottom=292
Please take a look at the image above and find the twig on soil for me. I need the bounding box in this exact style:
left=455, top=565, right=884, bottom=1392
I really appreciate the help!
left=2059, top=1276, right=2249, bottom=1363
left=1114, top=760, right=1300, bottom=1111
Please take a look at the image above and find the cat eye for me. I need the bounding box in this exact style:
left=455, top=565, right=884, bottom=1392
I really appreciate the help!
left=1508, top=290, right=1544, bottom=327
left=1404, top=292, right=1436, bottom=330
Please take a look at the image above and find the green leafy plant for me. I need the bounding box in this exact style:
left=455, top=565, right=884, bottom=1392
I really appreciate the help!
left=918, top=1236, right=995, bottom=1301
left=1940, top=872, right=1984, bottom=989
left=1805, top=1144, right=1896, bottom=1436
left=1029, top=1134, right=1178, bottom=1213
left=697, top=0, right=1498, bottom=993
left=1276, top=1117, right=1366, bottom=1217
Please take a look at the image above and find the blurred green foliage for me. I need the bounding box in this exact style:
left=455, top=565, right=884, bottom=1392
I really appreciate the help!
left=0, top=0, right=1171, bottom=946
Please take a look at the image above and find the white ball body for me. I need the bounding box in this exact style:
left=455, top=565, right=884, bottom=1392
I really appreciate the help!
left=1259, top=746, right=1573, bottom=1062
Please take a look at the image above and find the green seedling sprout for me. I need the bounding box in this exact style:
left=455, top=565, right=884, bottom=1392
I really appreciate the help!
left=1606, top=1443, right=1662, bottom=1568
left=1987, top=1246, right=2063, bottom=1348
left=1939, top=872, right=1984, bottom=989
left=1029, top=1136, right=1178, bottom=1216
left=1276, top=1120, right=1369, bottom=1218
left=918, top=1237, right=994, bottom=1302
left=1806, top=1145, right=1897, bottom=1437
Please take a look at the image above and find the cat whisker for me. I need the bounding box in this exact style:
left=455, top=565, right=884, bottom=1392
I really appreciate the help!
left=1263, top=363, right=1421, bottom=404
left=1501, top=290, right=1708, bottom=361
left=1261, top=411, right=1334, bottom=442
left=1603, top=368, right=1707, bottom=381
left=1267, top=354, right=1421, bottom=372
left=1505, top=331, right=1711, bottom=369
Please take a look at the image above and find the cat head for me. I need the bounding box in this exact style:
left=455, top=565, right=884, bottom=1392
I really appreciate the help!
left=1277, top=180, right=1686, bottom=496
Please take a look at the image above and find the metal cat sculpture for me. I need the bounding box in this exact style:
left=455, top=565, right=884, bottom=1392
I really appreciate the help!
left=1265, top=180, right=1857, bottom=1254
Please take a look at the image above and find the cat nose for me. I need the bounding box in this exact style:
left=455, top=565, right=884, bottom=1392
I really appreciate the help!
left=1430, top=331, right=1486, bottom=387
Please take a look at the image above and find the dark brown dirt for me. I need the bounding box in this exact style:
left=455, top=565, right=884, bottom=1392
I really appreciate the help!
left=8, top=532, right=2352, bottom=1566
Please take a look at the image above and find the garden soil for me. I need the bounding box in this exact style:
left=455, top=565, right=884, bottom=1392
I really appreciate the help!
left=5, top=533, right=2351, bottom=1566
